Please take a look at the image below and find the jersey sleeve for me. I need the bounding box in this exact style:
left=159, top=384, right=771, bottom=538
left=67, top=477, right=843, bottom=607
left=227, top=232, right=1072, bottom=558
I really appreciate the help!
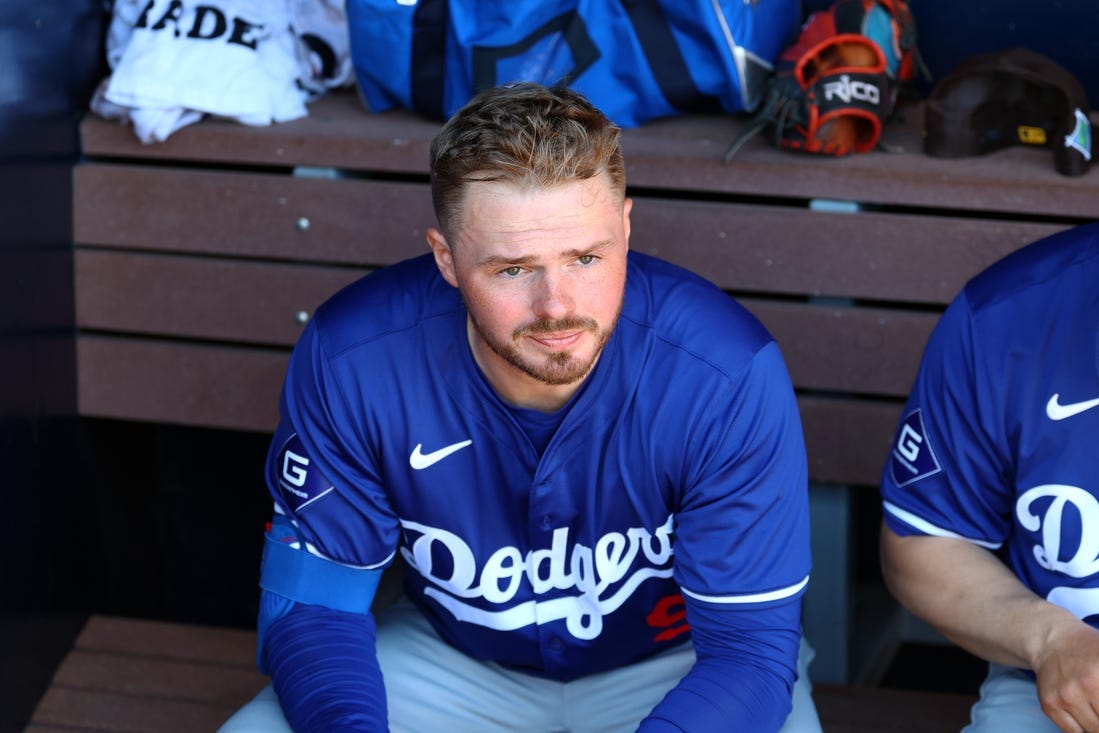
left=265, top=317, right=400, bottom=569
left=880, top=292, right=1013, bottom=548
left=260, top=317, right=401, bottom=729
left=672, top=340, right=812, bottom=607
left=654, top=340, right=810, bottom=728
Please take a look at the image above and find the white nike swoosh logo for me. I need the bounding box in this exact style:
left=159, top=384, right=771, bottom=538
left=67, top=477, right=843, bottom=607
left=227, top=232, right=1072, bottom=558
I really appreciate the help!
left=409, top=439, right=473, bottom=469
left=1046, top=393, right=1099, bottom=421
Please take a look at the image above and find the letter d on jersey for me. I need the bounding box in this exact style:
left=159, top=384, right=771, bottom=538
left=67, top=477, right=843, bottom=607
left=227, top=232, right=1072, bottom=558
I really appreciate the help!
left=889, top=409, right=942, bottom=487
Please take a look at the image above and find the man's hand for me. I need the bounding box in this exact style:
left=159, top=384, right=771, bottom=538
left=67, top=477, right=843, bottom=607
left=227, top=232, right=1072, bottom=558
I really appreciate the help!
left=1034, top=621, right=1099, bottom=733
left=880, top=524, right=1099, bottom=733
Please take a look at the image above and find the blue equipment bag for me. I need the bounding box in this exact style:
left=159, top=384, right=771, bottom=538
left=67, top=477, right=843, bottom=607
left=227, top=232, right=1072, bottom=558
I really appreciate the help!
left=346, top=0, right=801, bottom=127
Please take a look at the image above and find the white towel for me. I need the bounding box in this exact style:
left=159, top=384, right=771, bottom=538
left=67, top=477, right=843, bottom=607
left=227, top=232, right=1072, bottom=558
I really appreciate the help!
left=91, top=0, right=348, bottom=143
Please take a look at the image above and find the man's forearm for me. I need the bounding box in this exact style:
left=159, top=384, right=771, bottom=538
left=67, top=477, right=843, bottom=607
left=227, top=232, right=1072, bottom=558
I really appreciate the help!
left=266, top=604, right=387, bottom=732
left=879, top=522, right=1082, bottom=670
left=638, top=653, right=794, bottom=732
left=637, top=598, right=800, bottom=731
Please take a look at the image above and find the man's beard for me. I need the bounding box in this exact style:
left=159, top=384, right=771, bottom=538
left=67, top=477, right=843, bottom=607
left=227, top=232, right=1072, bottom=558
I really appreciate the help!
left=470, top=313, right=617, bottom=386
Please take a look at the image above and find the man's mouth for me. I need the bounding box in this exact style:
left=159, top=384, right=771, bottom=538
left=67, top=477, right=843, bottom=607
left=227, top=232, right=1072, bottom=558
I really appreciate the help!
left=517, top=317, right=596, bottom=351
left=529, top=330, right=585, bottom=350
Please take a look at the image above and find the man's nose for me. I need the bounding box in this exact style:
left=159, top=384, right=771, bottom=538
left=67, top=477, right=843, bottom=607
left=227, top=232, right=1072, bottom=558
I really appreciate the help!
left=532, top=270, right=574, bottom=320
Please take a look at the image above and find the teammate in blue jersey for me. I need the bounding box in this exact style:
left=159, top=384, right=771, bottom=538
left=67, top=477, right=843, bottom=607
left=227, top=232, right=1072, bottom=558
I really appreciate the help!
left=219, top=82, right=820, bottom=733
left=880, top=221, right=1099, bottom=733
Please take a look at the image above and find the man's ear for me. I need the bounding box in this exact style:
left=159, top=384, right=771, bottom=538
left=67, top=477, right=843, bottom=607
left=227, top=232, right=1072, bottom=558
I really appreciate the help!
left=622, top=197, right=633, bottom=248
left=426, top=227, right=459, bottom=288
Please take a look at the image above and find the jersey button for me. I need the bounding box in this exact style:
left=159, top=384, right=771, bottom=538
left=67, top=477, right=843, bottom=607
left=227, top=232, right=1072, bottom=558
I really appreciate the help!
left=549, top=637, right=564, bottom=650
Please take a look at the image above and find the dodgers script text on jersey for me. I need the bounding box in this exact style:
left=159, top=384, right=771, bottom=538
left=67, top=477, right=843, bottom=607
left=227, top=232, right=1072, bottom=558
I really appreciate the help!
left=882, top=222, right=1099, bottom=625
left=265, top=251, right=812, bottom=680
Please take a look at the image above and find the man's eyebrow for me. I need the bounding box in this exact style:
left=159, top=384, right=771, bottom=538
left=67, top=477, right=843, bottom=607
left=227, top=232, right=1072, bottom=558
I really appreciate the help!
left=478, top=240, right=615, bottom=267
left=478, top=253, right=538, bottom=268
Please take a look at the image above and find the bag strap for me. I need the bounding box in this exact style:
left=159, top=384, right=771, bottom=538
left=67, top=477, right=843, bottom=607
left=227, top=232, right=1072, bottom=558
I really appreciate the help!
left=411, top=0, right=448, bottom=120
left=471, top=12, right=600, bottom=93
left=619, top=0, right=722, bottom=114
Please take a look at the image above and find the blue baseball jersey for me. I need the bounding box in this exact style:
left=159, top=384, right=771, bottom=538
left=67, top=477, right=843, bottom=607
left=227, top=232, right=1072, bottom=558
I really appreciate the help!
left=882, top=222, right=1099, bottom=624
left=266, top=250, right=811, bottom=680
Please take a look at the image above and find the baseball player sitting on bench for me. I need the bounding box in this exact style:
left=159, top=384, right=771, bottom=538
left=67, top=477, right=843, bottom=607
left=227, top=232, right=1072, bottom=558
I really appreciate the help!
left=219, top=82, right=821, bottom=733
left=880, top=221, right=1099, bottom=733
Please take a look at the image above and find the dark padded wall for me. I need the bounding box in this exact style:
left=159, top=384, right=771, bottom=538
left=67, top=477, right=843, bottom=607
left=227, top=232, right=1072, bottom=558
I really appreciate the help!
left=0, top=1, right=106, bottom=613
left=910, top=0, right=1099, bottom=103
left=0, top=4, right=106, bottom=730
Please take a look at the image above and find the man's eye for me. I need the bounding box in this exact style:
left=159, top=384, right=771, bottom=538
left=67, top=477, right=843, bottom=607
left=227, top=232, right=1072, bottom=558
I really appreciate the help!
left=502, top=266, right=522, bottom=277
left=578, top=255, right=596, bottom=265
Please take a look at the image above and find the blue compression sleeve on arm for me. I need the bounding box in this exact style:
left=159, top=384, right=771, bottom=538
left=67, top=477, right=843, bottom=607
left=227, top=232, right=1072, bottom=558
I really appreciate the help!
left=637, top=598, right=802, bottom=732
left=265, top=603, right=388, bottom=733
left=257, top=515, right=389, bottom=730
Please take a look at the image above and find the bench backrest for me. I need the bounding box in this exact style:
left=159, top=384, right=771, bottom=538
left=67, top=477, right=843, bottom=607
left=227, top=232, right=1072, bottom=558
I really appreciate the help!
left=73, top=92, right=1096, bottom=489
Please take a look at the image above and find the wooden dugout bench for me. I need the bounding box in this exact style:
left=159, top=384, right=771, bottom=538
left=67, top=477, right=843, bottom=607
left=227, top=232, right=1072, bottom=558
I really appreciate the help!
left=38, top=89, right=1097, bottom=730
left=28, top=614, right=976, bottom=733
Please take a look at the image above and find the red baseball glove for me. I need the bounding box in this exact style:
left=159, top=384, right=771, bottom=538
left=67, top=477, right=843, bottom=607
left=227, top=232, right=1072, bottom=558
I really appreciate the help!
left=724, top=0, right=921, bottom=160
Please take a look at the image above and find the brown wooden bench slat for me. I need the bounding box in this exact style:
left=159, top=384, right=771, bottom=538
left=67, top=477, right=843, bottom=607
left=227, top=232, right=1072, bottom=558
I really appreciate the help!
left=633, top=204, right=1064, bottom=305
left=73, top=164, right=436, bottom=266
left=621, top=108, right=1099, bottom=218
left=30, top=615, right=977, bottom=733
left=743, top=298, right=934, bottom=398
left=800, top=396, right=901, bottom=487
left=31, top=687, right=241, bottom=733
left=79, top=92, right=1099, bottom=218
left=79, top=92, right=440, bottom=175
left=76, top=335, right=899, bottom=486
left=28, top=616, right=266, bottom=733
left=50, top=650, right=265, bottom=704
left=75, top=249, right=934, bottom=397
left=76, top=337, right=285, bottom=432
left=75, top=615, right=257, bottom=666
left=74, top=249, right=367, bottom=347
left=74, top=163, right=1069, bottom=305
left=31, top=674, right=975, bottom=733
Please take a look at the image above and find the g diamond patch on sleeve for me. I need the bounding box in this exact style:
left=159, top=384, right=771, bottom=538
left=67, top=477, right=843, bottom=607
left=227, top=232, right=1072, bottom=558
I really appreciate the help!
left=274, top=433, right=335, bottom=512
left=889, top=409, right=942, bottom=487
